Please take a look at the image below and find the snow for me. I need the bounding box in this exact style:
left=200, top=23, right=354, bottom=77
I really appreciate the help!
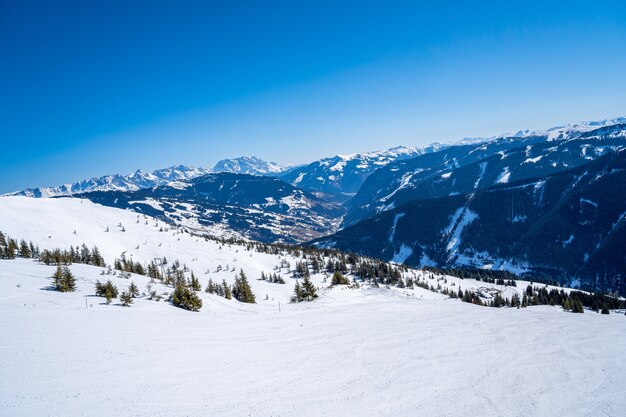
left=441, top=172, right=452, bottom=179
left=390, top=244, right=413, bottom=263
left=6, top=165, right=212, bottom=198
left=1, top=259, right=625, bottom=417
left=580, top=198, right=598, bottom=208
left=388, top=212, right=405, bottom=242
left=524, top=155, right=544, bottom=164
left=562, top=234, right=575, bottom=247
left=1, top=195, right=626, bottom=416
left=495, top=167, right=511, bottom=184
left=444, top=208, right=479, bottom=255
left=292, top=172, right=306, bottom=185
left=0, top=196, right=318, bottom=303
left=474, top=162, right=488, bottom=189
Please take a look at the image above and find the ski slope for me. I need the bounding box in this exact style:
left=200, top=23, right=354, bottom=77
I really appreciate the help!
left=1, top=196, right=625, bottom=416
left=1, top=259, right=625, bottom=417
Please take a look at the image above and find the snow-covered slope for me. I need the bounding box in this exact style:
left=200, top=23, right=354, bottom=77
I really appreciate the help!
left=213, top=156, right=287, bottom=176
left=0, top=196, right=325, bottom=302
left=1, top=257, right=625, bottom=417
left=7, top=165, right=212, bottom=198
left=1, top=195, right=625, bottom=416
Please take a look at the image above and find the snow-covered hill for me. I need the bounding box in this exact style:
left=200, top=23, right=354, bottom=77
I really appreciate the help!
left=7, top=165, right=212, bottom=198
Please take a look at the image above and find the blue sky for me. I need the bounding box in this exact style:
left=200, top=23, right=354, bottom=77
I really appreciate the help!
left=1, top=0, right=626, bottom=192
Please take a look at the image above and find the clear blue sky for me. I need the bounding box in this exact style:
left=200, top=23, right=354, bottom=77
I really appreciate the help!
left=2, top=0, right=626, bottom=193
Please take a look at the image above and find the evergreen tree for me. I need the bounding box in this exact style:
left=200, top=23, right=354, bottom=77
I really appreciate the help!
left=222, top=279, right=232, bottom=300
left=292, top=281, right=304, bottom=302
left=172, top=283, right=203, bottom=311
left=95, top=280, right=119, bottom=304
left=128, top=281, right=139, bottom=298
left=331, top=271, right=349, bottom=286
left=19, top=240, right=31, bottom=258
left=52, top=266, right=76, bottom=292
left=301, top=275, right=318, bottom=301
left=232, top=269, right=255, bottom=303
left=189, top=272, right=201, bottom=291
left=120, top=290, right=133, bottom=307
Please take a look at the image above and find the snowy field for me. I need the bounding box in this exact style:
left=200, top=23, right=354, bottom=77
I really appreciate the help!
left=1, top=196, right=626, bottom=416
left=1, top=259, right=625, bottom=417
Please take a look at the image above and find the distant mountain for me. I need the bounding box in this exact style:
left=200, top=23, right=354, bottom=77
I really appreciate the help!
left=7, top=165, right=212, bottom=198
left=213, top=156, right=288, bottom=176
left=76, top=173, right=344, bottom=243
left=280, top=146, right=439, bottom=199
left=344, top=123, right=626, bottom=227
left=313, top=149, right=626, bottom=295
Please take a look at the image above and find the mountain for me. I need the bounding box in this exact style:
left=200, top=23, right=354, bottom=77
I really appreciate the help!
left=213, top=156, right=288, bottom=176
left=314, top=148, right=626, bottom=295
left=75, top=172, right=344, bottom=243
left=7, top=165, right=212, bottom=198
left=343, top=122, right=626, bottom=227
left=279, top=146, right=438, bottom=199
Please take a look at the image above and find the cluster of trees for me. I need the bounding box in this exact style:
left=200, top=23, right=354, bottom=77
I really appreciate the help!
left=95, top=280, right=119, bottom=303
left=114, top=255, right=146, bottom=275
left=205, top=278, right=232, bottom=299
left=330, top=271, right=350, bottom=286
left=0, top=231, right=106, bottom=268
left=51, top=265, right=76, bottom=292
left=0, top=234, right=40, bottom=260
left=172, top=282, right=203, bottom=311
left=292, top=275, right=318, bottom=302
left=423, top=266, right=518, bottom=286
left=0, top=232, right=20, bottom=259
left=40, top=245, right=105, bottom=267
left=260, top=271, right=285, bottom=284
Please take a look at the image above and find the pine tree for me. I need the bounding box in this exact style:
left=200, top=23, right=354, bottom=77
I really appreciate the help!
left=301, top=275, right=318, bottom=301
left=222, top=279, right=232, bottom=300
left=232, top=269, right=255, bottom=303
left=189, top=272, right=201, bottom=291
left=120, top=290, right=133, bottom=307
left=52, top=266, right=76, bottom=292
left=172, top=283, right=203, bottom=311
left=95, top=280, right=119, bottom=304
left=19, top=240, right=31, bottom=258
left=292, top=281, right=304, bottom=302
left=331, top=271, right=349, bottom=286
left=128, top=281, right=139, bottom=298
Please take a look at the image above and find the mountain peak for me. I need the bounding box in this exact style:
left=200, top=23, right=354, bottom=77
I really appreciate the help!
left=213, top=156, right=287, bottom=176
left=6, top=165, right=212, bottom=198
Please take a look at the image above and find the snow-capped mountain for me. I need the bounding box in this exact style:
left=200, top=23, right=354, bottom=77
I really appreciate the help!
left=75, top=172, right=345, bottom=243
left=213, top=156, right=288, bottom=176
left=315, top=148, right=626, bottom=295
left=280, top=145, right=440, bottom=198
left=507, top=116, right=626, bottom=141
left=7, top=165, right=212, bottom=198
left=344, top=122, right=626, bottom=227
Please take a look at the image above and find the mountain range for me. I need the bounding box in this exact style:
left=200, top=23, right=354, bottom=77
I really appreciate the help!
left=5, top=117, right=626, bottom=294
